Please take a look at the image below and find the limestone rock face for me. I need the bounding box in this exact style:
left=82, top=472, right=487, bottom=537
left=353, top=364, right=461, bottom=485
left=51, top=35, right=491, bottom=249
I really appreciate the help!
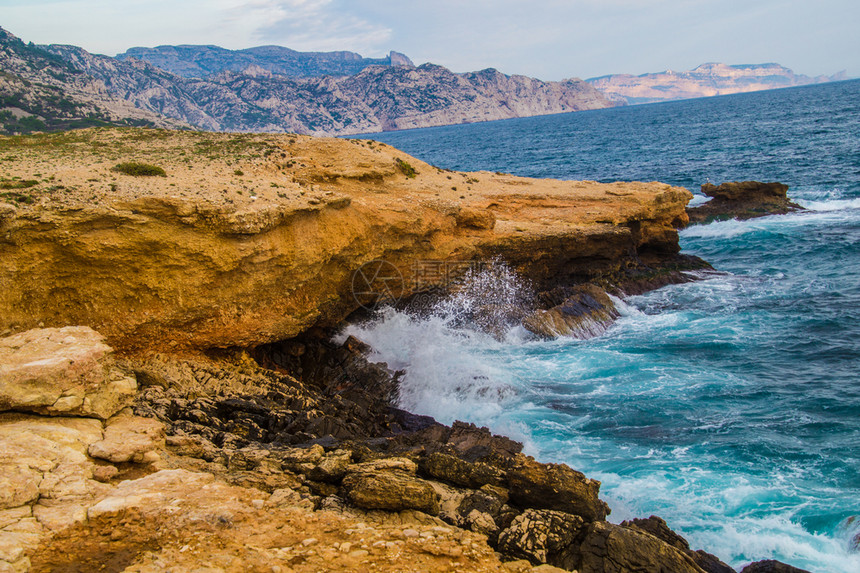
left=0, top=129, right=699, bottom=352
left=686, top=181, right=803, bottom=224
left=506, top=455, right=609, bottom=522
left=0, top=327, right=136, bottom=420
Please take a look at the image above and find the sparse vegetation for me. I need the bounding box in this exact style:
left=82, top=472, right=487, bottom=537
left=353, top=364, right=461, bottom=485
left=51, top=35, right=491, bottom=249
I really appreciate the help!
left=0, top=191, right=34, bottom=204
left=233, top=169, right=244, bottom=176
left=395, top=157, right=417, bottom=178
left=0, top=179, right=38, bottom=189
left=111, top=161, right=166, bottom=177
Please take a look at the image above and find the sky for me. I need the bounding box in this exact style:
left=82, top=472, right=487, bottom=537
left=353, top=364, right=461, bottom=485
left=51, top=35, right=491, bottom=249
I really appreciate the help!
left=2, top=0, right=857, bottom=80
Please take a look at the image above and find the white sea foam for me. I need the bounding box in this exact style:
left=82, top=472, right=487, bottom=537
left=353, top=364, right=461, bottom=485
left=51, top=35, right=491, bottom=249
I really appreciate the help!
left=337, top=255, right=860, bottom=573
left=798, top=197, right=860, bottom=211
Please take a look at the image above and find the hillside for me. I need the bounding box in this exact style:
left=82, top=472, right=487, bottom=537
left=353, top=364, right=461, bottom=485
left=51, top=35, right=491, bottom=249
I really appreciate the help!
left=117, top=44, right=415, bottom=78
left=0, top=28, right=187, bottom=134
left=588, top=62, right=847, bottom=104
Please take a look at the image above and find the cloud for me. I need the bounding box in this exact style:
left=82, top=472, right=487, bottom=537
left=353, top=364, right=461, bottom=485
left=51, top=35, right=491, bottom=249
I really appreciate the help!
left=1, top=0, right=856, bottom=78
left=242, top=0, right=392, bottom=53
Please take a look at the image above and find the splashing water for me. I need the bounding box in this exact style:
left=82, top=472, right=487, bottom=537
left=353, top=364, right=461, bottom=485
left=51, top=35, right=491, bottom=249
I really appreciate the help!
left=343, top=80, right=860, bottom=572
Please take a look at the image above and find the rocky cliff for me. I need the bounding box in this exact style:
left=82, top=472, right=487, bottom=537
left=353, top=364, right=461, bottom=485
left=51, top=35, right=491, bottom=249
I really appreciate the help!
left=0, top=127, right=694, bottom=352
left=117, top=44, right=415, bottom=78
left=588, top=62, right=847, bottom=104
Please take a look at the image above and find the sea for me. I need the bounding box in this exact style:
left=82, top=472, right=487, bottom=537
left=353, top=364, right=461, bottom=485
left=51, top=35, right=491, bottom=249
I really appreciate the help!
left=343, top=79, right=860, bottom=572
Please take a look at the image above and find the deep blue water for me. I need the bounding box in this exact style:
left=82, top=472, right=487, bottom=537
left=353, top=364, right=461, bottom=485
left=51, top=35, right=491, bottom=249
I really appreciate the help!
left=343, top=80, right=860, bottom=572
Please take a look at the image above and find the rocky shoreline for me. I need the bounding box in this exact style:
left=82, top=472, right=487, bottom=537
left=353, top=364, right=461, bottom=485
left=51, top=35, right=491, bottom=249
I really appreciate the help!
left=0, top=128, right=809, bottom=572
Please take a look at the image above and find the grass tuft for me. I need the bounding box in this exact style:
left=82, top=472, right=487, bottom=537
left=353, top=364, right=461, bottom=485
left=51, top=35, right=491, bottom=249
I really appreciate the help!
left=111, top=161, right=166, bottom=177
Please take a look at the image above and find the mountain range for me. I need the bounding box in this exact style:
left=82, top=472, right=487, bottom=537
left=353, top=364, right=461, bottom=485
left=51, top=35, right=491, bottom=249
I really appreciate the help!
left=0, top=25, right=850, bottom=137
left=587, top=62, right=848, bottom=104
left=0, top=27, right=610, bottom=136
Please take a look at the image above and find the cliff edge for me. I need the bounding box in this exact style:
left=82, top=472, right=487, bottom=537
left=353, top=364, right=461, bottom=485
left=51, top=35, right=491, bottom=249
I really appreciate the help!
left=0, top=128, right=695, bottom=352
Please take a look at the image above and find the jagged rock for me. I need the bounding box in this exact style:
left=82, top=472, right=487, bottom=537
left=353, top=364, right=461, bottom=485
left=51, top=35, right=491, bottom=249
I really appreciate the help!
left=523, top=284, right=619, bottom=338
left=466, top=510, right=500, bottom=538
left=621, top=515, right=690, bottom=550
left=622, top=516, right=735, bottom=573
left=341, top=471, right=440, bottom=515
left=457, top=488, right=507, bottom=522
left=576, top=521, right=707, bottom=573
left=307, top=449, right=352, bottom=483
left=447, top=421, right=523, bottom=458
left=496, top=509, right=585, bottom=565
left=686, top=181, right=803, bottom=224
left=0, top=327, right=136, bottom=420
left=88, top=412, right=163, bottom=463
left=740, top=560, right=812, bottom=573
left=506, top=455, right=609, bottom=522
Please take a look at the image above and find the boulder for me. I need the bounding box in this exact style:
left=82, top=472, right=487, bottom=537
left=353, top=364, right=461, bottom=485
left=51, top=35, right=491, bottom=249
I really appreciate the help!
left=447, top=421, right=523, bottom=458
left=686, top=181, right=803, bottom=224
left=341, top=470, right=440, bottom=515
left=306, top=449, right=352, bottom=483
left=420, top=452, right=504, bottom=489
left=496, top=509, right=585, bottom=565
left=506, top=455, right=609, bottom=521
left=0, top=327, right=136, bottom=420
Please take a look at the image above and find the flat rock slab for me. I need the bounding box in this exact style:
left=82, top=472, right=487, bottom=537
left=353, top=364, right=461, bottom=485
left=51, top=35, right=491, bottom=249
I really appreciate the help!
left=0, top=327, right=136, bottom=420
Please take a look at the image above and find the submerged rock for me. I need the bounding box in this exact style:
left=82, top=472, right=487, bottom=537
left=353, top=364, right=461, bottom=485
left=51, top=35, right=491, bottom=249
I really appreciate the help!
left=522, top=284, right=619, bottom=338
left=686, top=180, right=803, bottom=224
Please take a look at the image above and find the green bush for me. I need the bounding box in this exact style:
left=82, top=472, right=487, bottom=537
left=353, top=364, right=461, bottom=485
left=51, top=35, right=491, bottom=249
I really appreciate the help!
left=111, top=162, right=166, bottom=177
left=395, top=158, right=417, bottom=178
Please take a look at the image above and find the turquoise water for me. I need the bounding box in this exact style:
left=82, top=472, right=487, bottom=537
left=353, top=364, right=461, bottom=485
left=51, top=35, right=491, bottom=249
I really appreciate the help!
left=343, top=80, right=860, bottom=572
